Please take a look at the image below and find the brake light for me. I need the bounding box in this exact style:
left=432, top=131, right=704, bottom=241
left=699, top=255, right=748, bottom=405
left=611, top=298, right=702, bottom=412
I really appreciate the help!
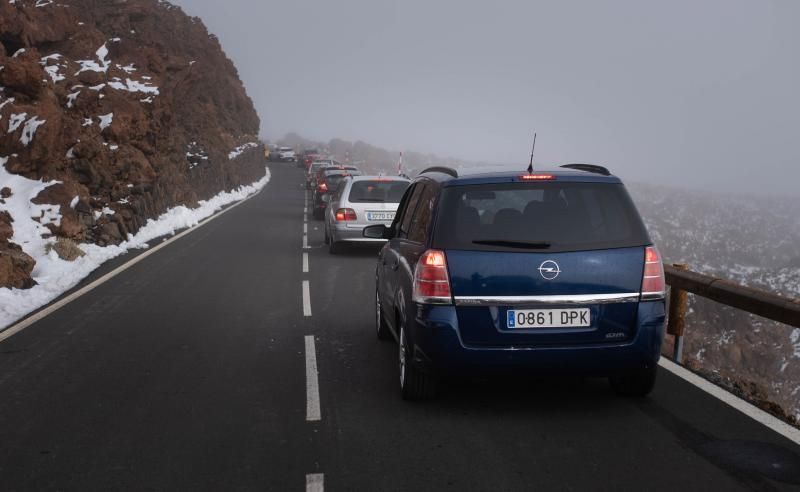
left=335, top=208, right=357, bottom=221
left=318, top=182, right=328, bottom=192
left=412, top=249, right=452, bottom=304
left=520, top=174, right=554, bottom=180
left=641, top=246, right=665, bottom=300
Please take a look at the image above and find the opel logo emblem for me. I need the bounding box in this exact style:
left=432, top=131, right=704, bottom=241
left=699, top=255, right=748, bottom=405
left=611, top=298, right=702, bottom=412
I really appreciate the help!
left=538, top=260, right=561, bottom=280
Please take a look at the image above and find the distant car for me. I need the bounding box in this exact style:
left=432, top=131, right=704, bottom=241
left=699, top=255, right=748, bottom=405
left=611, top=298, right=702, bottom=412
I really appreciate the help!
left=301, top=149, right=322, bottom=169
left=324, top=175, right=411, bottom=253
left=276, top=146, right=296, bottom=162
left=364, top=164, right=666, bottom=400
left=306, top=159, right=341, bottom=189
left=311, top=168, right=362, bottom=219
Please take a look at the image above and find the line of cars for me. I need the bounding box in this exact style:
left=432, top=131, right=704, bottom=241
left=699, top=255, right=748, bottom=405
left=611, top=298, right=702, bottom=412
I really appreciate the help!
left=300, top=156, right=666, bottom=401
left=302, top=156, right=411, bottom=254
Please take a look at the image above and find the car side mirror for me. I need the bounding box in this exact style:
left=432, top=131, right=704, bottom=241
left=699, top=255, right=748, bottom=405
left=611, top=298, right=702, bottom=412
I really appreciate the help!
left=363, top=224, right=392, bottom=239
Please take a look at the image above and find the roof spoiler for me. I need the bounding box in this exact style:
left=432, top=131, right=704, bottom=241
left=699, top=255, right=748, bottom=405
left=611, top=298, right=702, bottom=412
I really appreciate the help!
left=420, top=166, right=458, bottom=178
left=559, top=164, right=611, bottom=176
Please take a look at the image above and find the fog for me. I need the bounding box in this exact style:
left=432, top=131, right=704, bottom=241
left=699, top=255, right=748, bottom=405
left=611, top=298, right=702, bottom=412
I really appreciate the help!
left=172, top=0, right=799, bottom=196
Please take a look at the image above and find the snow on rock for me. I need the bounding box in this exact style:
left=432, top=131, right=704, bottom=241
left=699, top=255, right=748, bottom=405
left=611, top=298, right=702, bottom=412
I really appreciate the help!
left=98, top=112, right=113, bottom=130
left=20, top=116, right=46, bottom=146
left=12, top=48, right=25, bottom=58
left=108, top=77, right=159, bottom=95
left=66, top=91, right=80, bottom=108
left=0, top=156, right=62, bottom=265
left=75, top=44, right=110, bottom=75
left=0, top=167, right=271, bottom=329
left=0, top=97, right=14, bottom=112
left=228, top=142, right=259, bottom=160
left=7, top=112, right=27, bottom=133
left=93, top=206, right=115, bottom=220
left=39, top=54, right=66, bottom=83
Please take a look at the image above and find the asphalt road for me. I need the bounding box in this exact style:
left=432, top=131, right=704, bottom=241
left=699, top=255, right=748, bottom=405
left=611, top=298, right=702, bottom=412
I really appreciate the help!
left=0, top=163, right=798, bottom=491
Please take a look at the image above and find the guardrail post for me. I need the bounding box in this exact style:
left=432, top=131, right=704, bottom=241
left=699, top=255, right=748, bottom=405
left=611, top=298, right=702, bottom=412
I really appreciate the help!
left=667, top=263, right=690, bottom=363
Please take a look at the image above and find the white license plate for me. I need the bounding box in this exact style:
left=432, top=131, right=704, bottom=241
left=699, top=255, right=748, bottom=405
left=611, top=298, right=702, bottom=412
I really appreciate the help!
left=366, top=211, right=395, bottom=221
left=507, top=308, right=590, bottom=328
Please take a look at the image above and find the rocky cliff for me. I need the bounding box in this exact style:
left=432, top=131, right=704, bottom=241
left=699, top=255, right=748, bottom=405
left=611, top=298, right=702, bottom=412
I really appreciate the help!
left=0, top=0, right=264, bottom=289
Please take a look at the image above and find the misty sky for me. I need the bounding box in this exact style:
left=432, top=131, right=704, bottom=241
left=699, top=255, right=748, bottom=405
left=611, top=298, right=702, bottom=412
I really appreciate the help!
left=172, top=0, right=799, bottom=196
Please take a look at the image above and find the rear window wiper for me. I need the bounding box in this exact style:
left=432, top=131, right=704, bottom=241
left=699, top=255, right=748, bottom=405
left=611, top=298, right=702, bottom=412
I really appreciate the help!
left=472, top=239, right=551, bottom=249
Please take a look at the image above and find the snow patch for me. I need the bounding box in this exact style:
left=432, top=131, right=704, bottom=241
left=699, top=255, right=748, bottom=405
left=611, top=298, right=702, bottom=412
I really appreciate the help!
left=20, top=116, right=46, bottom=146
left=98, top=113, right=113, bottom=130
left=791, top=328, right=800, bottom=359
left=107, top=78, right=159, bottom=95
left=7, top=112, right=27, bottom=132
left=75, top=44, right=110, bottom=75
left=0, top=156, right=62, bottom=266
left=66, top=91, right=80, bottom=108
left=228, top=142, right=259, bottom=160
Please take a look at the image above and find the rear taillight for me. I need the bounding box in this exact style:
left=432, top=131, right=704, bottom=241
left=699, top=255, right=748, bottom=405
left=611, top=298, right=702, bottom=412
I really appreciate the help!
left=335, top=208, right=357, bottom=221
left=412, top=249, right=452, bottom=304
left=318, top=182, right=328, bottom=192
left=641, top=246, right=665, bottom=300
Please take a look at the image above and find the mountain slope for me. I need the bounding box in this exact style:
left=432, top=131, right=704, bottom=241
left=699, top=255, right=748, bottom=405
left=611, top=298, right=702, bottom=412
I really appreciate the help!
left=0, top=0, right=264, bottom=288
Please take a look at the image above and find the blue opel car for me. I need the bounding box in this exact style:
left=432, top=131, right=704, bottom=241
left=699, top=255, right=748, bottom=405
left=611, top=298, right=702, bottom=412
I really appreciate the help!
left=363, top=164, right=666, bottom=400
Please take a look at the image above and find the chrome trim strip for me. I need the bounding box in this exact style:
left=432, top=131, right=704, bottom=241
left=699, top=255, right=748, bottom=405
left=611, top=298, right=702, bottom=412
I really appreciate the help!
left=453, top=293, right=641, bottom=306
left=640, top=291, right=666, bottom=301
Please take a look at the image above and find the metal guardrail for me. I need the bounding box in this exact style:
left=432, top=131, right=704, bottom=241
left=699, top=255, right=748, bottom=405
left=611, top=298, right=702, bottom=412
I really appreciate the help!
left=664, top=263, right=800, bottom=362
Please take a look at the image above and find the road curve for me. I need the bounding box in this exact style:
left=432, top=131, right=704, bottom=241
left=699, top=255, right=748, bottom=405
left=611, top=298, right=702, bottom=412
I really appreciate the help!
left=0, top=163, right=798, bottom=491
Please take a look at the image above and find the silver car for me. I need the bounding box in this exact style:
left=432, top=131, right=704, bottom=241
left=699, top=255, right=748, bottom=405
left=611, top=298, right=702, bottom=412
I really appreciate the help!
left=324, top=175, right=411, bottom=253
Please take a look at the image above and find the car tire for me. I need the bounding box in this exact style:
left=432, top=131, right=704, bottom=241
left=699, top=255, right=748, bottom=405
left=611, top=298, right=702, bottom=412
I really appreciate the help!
left=324, top=225, right=330, bottom=245
left=375, top=290, right=391, bottom=341
left=328, top=238, right=344, bottom=254
left=609, top=366, right=657, bottom=397
left=399, top=324, right=437, bottom=400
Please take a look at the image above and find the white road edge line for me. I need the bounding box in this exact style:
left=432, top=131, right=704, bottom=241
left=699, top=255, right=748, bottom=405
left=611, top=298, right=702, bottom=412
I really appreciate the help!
left=0, top=183, right=266, bottom=344
left=306, top=473, right=324, bottom=492
left=303, top=253, right=309, bottom=273
left=302, top=280, right=312, bottom=317
left=659, top=358, right=800, bottom=445
left=305, top=335, right=321, bottom=422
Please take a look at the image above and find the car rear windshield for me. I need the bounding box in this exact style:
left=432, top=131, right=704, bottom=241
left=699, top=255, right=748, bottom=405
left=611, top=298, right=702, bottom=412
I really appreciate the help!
left=433, top=182, right=650, bottom=253
left=348, top=180, right=409, bottom=203
left=325, top=174, right=348, bottom=188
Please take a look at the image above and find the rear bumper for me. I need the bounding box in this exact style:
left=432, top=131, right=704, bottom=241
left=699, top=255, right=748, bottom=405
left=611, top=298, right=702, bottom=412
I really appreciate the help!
left=331, top=223, right=388, bottom=243
left=408, top=301, right=665, bottom=377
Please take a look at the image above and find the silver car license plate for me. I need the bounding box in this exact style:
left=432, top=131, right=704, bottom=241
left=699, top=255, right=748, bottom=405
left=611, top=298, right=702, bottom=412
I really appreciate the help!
left=366, top=211, right=395, bottom=221
left=507, top=308, right=590, bottom=328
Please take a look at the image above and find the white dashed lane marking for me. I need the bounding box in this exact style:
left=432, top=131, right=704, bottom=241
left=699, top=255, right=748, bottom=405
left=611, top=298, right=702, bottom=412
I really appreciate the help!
left=302, top=280, right=312, bottom=317
left=303, top=253, right=309, bottom=273
left=305, top=335, right=321, bottom=421
left=306, top=473, right=324, bottom=491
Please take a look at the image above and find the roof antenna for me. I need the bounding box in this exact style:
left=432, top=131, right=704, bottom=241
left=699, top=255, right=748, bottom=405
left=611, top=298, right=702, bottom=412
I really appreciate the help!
left=527, top=133, right=537, bottom=174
